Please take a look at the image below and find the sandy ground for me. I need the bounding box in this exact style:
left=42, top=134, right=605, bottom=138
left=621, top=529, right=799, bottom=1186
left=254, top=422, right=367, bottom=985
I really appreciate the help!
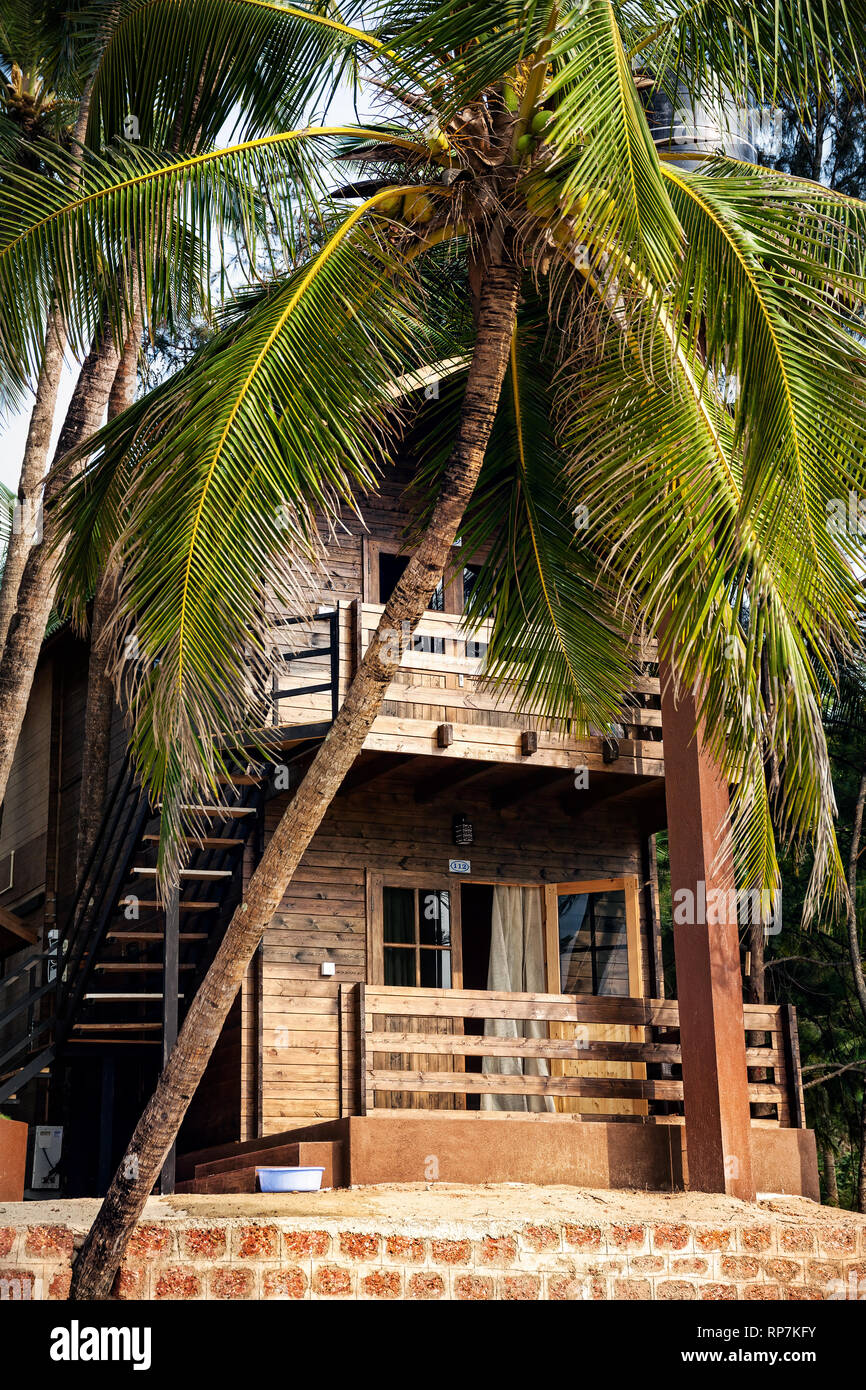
left=0, top=1183, right=852, bottom=1235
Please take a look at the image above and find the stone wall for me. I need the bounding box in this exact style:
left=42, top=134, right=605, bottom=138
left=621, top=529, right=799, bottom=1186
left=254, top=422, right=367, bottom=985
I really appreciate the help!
left=2, top=1199, right=865, bottom=1301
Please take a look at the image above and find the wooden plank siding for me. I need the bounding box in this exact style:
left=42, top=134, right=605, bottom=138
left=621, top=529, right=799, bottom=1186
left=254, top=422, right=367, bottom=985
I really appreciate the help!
left=256, top=764, right=654, bottom=1135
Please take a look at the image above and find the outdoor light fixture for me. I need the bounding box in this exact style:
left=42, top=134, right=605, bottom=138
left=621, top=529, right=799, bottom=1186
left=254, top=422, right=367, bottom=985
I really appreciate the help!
left=452, top=814, right=474, bottom=847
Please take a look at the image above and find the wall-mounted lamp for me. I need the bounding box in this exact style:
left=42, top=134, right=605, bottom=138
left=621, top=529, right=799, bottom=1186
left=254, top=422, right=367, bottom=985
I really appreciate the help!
left=452, top=814, right=474, bottom=847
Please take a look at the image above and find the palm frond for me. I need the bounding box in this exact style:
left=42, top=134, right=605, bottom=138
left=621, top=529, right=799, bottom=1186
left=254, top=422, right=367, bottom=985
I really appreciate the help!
left=55, top=198, right=463, bottom=878
left=544, top=0, right=683, bottom=286
left=409, top=300, right=636, bottom=733
left=85, top=0, right=386, bottom=148
left=555, top=253, right=858, bottom=916
left=623, top=0, right=866, bottom=112
left=0, top=123, right=420, bottom=397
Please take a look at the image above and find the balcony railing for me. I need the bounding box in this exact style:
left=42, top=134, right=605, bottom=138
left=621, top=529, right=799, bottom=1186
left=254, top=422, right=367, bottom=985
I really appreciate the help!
left=359, top=986, right=805, bottom=1128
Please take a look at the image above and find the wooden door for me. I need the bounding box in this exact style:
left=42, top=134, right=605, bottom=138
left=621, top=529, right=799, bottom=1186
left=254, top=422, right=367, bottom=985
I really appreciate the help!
left=544, top=877, right=647, bottom=1116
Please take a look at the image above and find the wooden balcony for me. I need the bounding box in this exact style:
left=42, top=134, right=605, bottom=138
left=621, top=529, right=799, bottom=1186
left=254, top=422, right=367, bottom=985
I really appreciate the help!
left=270, top=601, right=664, bottom=777
left=359, top=986, right=805, bottom=1130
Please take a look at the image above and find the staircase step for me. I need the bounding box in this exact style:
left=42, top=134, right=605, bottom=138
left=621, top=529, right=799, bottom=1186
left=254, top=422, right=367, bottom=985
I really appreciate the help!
left=94, top=962, right=195, bottom=972
left=190, top=1140, right=343, bottom=1193
left=143, top=835, right=245, bottom=848
left=84, top=991, right=184, bottom=1001
left=215, top=774, right=259, bottom=786
left=69, top=1037, right=161, bottom=1045
left=73, top=1022, right=162, bottom=1032
left=132, top=867, right=232, bottom=880
left=160, top=805, right=255, bottom=817
left=107, top=932, right=208, bottom=942
left=119, top=900, right=216, bottom=911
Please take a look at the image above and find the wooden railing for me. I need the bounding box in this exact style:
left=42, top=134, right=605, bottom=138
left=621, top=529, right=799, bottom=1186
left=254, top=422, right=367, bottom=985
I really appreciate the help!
left=359, top=986, right=805, bottom=1128
left=354, top=603, right=664, bottom=768
left=266, top=601, right=665, bottom=769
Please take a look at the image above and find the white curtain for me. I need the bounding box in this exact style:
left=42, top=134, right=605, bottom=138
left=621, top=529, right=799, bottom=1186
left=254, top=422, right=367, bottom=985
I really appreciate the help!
left=482, top=886, right=555, bottom=1113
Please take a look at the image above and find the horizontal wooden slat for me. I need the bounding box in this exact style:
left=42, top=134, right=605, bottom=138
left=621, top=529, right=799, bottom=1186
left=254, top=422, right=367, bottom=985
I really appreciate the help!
left=367, top=1069, right=786, bottom=1103
left=366, top=1030, right=779, bottom=1067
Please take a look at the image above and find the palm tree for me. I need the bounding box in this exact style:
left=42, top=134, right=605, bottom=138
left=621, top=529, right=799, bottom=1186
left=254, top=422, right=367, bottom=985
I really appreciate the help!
left=2, top=0, right=864, bottom=1295
left=0, top=0, right=370, bottom=813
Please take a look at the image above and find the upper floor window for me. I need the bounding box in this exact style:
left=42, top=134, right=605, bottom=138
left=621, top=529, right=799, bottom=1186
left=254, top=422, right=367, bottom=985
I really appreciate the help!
left=378, top=550, right=445, bottom=611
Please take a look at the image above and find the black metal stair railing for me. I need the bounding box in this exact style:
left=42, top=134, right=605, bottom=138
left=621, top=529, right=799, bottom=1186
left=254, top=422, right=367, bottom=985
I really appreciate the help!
left=0, top=755, right=149, bottom=1105
left=270, top=608, right=340, bottom=724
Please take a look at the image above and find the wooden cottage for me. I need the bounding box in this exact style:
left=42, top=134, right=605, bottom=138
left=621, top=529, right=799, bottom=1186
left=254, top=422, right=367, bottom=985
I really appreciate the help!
left=0, top=460, right=818, bottom=1201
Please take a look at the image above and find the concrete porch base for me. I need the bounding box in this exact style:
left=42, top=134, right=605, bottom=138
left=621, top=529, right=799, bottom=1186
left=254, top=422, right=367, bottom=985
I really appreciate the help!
left=178, top=1114, right=820, bottom=1202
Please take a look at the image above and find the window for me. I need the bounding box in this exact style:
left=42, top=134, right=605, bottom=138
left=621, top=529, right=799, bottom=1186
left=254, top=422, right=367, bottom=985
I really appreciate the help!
left=378, top=551, right=445, bottom=612
left=552, top=879, right=641, bottom=997
left=462, top=564, right=480, bottom=608
left=382, top=886, right=454, bottom=987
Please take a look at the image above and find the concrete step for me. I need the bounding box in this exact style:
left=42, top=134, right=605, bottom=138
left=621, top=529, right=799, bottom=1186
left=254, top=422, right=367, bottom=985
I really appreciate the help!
left=191, top=1140, right=343, bottom=1191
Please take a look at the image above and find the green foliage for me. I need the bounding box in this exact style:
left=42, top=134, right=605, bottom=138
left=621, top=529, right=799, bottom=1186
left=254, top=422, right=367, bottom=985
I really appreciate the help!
left=3, top=0, right=866, bottom=900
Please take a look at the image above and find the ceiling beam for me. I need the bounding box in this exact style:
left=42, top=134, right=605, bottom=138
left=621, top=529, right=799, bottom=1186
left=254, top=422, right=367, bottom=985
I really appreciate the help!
left=0, top=905, right=38, bottom=947
left=495, top=769, right=575, bottom=809
left=338, top=753, right=421, bottom=796
left=413, top=761, right=500, bottom=804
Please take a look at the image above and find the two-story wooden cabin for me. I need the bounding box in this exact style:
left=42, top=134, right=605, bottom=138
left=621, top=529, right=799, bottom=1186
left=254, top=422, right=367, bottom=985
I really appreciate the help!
left=0, top=459, right=818, bottom=1202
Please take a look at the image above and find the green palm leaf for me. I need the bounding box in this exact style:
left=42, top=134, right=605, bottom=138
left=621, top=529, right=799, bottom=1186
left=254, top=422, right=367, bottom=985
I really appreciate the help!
left=56, top=197, right=463, bottom=873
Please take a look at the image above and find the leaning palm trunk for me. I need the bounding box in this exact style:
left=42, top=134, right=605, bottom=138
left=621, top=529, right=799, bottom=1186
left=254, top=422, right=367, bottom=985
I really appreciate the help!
left=68, top=251, right=521, bottom=1300
left=76, top=318, right=142, bottom=874
left=0, top=323, right=123, bottom=803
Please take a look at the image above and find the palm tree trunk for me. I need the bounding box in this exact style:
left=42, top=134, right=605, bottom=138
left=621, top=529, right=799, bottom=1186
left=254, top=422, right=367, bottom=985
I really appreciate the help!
left=822, top=1143, right=840, bottom=1206
left=0, top=84, right=94, bottom=653
left=68, top=249, right=522, bottom=1300
left=846, top=764, right=866, bottom=1023
left=75, top=318, right=142, bottom=875
left=0, top=323, right=123, bottom=807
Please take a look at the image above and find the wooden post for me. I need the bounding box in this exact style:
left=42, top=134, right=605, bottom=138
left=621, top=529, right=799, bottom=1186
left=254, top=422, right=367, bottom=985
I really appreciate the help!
left=781, top=1004, right=806, bottom=1129
left=97, top=1056, right=115, bottom=1195
left=659, top=670, right=755, bottom=1200
left=159, top=878, right=179, bottom=1195
left=358, top=983, right=368, bottom=1116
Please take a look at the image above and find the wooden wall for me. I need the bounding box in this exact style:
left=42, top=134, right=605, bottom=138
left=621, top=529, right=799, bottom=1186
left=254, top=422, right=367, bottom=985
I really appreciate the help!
left=255, top=764, right=652, bottom=1135
left=0, top=663, right=52, bottom=922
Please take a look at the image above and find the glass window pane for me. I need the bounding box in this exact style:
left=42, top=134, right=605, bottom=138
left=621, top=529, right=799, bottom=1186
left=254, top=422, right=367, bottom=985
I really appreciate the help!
left=383, top=887, right=415, bottom=944
left=592, top=892, right=629, bottom=997
left=384, top=947, right=416, bottom=987
left=420, top=949, right=451, bottom=988
left=463, top=564, right=480, bottom=608
left=558, top=890, right=629, bottom=996
left=419, top=890, right=451, bottom=946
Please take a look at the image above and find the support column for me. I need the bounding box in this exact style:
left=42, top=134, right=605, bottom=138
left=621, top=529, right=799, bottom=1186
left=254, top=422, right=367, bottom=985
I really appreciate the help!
left=159, top=878, right=179, bottom=1195
left=659, top=669, right=755, bottom=1200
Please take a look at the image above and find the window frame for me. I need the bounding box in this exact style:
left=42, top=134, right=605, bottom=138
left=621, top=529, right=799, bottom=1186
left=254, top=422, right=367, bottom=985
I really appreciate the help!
left=368, top=872, right=463, bottom=987
left=362, top=537, right=468, bottom=615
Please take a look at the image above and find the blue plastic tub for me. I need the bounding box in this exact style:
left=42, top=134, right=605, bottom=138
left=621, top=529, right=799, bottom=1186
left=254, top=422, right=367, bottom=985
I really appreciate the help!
left=256, top=1166, right=324, bottom=1193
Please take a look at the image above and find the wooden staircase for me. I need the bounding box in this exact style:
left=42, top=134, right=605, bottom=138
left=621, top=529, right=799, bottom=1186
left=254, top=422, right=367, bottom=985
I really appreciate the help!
left=0, top=607, right=342, bottom=1116
left=0, top=759, right=265, bottom=1104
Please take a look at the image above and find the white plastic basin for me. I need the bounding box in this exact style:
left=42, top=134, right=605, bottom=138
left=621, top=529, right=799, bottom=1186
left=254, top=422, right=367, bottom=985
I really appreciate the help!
left=256, top=1166, right=324, bottom=1193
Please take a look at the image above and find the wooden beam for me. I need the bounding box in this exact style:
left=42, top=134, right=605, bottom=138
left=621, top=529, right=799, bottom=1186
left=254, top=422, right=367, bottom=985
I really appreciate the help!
left=338, top=753, right=420, bottom=797
left=413, top=760, right=499, bottom=804
left=0, top=905, right=38, bottom=946
left=496, top=769, right=573, bottom=809
left=558, top=772, right=656, bottom=819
